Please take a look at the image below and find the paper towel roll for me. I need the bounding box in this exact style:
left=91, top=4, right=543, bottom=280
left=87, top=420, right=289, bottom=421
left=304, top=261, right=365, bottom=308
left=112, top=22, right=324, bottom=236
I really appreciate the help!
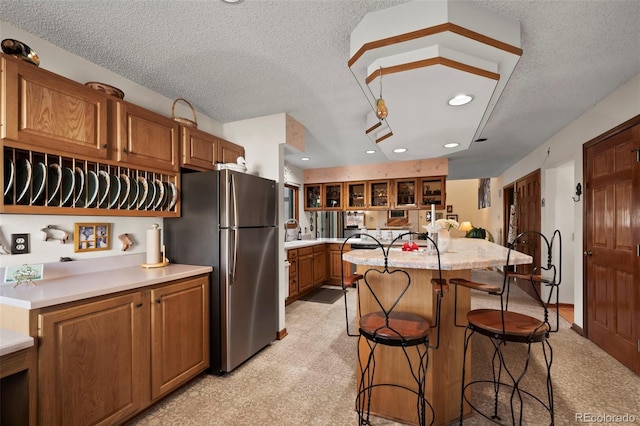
left=146, top=224, right=161, bottom=264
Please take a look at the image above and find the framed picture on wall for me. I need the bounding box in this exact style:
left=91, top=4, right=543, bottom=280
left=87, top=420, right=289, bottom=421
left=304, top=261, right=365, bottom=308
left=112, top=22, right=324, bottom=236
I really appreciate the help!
left=446, top=205, right=453, bottom=213
left=446, top=214, right=458, bottom=222
left=74, top=223, right=111, bottom=252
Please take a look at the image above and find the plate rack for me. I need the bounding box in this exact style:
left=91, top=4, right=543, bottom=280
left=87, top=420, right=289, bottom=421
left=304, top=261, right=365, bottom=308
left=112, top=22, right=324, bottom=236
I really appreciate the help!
left=2, top=146, right=180, bottom=217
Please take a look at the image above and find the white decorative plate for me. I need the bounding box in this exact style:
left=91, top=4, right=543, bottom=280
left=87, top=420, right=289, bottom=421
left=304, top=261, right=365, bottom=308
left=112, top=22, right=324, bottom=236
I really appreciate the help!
left=167, top=181, right=178, bottom=211
left=73, top=167, right=85, bottom=206
left=137, top=176, right=148, bottom=209
left=97, top=170, right=110, bottom=208
left=86, top=170, right=99, bottom=207
left=118, top=174, right=130, bottom=208
left=145, top=178, right=156, bottom=210
left=31, top=162, right=47, bottom=204
left=153, top=179, right=165, bottom=210
left=4, top=158, right=14, bottom=198
left=47, top=163, right=62, bottom=204
left=128, top=176, right=139, bottom=209
left=60, top=166, right=75, bottom=206
left=15, top=159, right=31, bottom=204
left=108, top=173, right=120, bottom=209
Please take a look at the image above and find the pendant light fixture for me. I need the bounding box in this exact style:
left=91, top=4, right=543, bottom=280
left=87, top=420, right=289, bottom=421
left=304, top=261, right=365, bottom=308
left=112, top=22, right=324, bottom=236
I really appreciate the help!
left=375, top=67, right=388, bottom=119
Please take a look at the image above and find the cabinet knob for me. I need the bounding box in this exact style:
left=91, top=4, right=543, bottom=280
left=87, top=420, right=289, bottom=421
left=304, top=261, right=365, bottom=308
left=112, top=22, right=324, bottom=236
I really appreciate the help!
left=123, top=148, right=128, bottom=154
left=135, top=303, right=143, bottom=308
left=156, top=298, right=161, bottom=304
left=102, top=144, right=107, bottom=149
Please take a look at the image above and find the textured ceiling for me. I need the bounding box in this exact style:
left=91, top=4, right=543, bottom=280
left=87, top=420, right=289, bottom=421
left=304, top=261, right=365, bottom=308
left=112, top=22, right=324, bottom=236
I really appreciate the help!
left=1, top=0, right=639, bottom=179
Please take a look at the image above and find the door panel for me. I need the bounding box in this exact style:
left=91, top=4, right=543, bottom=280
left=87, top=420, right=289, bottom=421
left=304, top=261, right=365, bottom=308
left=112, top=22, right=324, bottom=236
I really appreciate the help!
left=585, top=117, right=639, bottom=374
left=514, top=170, right=541, bottom=298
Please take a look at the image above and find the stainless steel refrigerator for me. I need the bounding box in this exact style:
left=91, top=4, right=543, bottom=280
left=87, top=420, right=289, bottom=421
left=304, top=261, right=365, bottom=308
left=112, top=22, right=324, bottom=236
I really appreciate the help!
left=164, top=169, right=278, bottom=374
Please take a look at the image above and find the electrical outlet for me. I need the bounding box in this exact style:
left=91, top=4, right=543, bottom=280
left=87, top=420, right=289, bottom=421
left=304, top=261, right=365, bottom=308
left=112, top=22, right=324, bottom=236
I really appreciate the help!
left=11, top=233, right=29, bottom=255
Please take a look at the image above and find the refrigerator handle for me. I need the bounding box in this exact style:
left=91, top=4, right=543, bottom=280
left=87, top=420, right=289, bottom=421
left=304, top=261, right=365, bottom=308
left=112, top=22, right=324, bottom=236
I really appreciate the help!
left=230, top=228, right=238, bottom=283
left=230, top=173, right=239, bottom=228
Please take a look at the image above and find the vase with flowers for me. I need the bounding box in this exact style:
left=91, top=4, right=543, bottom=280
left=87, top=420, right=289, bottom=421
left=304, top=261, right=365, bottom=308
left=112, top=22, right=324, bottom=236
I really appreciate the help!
left=423, top=218, right=459, bottom=253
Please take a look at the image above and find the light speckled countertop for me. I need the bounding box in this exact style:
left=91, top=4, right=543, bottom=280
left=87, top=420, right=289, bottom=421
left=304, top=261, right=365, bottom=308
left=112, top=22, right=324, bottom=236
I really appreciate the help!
left=0, top=253, right=212, bottom=310
left=343, top=238, right=532, bottom=270
left=0, top=328, right=34, bottom=356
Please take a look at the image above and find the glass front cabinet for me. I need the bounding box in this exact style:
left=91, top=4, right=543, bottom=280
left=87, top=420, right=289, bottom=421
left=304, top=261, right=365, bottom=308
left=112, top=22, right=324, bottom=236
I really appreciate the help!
left=304, top=184, right=322, bottom=210
left=418, top=176, right=446, bottom=209
left=367, top=180, right=390, bottom=210
left=323, top=183, right=343, bottom=210
left=345, top=181, right=367, bottom=210
left=392, top=178, right=418, bottom=209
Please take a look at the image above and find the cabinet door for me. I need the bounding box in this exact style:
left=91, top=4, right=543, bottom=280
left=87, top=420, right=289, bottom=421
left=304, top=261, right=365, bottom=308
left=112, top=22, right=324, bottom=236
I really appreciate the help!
left=323, top=183, right=343, bottom=210
left=38, top=292, right=146, bottom=426
left=113, top=100, right=179, bottom=172
left=180, top=126, right=218, bottom=171
left=288, top=250, right=299, bottom=299
left=329, top=243, right=350, bottom=284
left=418, top=176, right=446, bottom=209
left=1, top=54, right=108, bottom=158
left=303, top=184, right=322, bottom=211
left=368, top=180, right=390, bottom=210
left=313, top=245, right=327, bottom=285
left=150, top=275, right=209, bottom=400
left=298, top=247, right=314, bottom=292
left=218, top=138, right=245, bottom=164
left=393, top=178, right=418, bottom=209
left=345, top=181, right=367, bottom=210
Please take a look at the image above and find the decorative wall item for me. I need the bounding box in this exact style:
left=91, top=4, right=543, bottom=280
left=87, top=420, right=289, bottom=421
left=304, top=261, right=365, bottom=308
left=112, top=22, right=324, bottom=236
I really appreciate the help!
left=478, top=178, right=491, bottom=209
left=40, top=225, right=69, bottom=243
left=4, top=263, right=43, bottom=287
left=446, top=214, right=458, bottom=222
left=446, top=205, right=453, bottom=213
left=74, top=223, right=111, bottom=252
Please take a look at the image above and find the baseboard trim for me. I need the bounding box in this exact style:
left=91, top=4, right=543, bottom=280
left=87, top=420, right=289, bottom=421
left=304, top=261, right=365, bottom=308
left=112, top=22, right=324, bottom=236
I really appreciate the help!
left=276, top=328, right=288, bottom=340
left=570, top=323, right=584, bottom=336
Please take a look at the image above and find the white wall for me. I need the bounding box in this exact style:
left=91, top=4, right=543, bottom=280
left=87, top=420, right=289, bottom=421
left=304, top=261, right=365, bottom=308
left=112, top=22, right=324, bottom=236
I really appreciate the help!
left=501, top=72, right=640, bottom=327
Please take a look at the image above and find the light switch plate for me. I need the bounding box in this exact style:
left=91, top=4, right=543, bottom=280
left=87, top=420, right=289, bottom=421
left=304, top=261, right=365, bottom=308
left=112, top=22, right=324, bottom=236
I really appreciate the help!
left=11, top=233, right=29, bottom=255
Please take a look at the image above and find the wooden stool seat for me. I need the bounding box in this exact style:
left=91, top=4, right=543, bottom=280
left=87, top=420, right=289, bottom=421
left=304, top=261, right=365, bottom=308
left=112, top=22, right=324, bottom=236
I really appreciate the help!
left=342, top=273, right=363, bottom=288
left=468, top=309, right=550, bottom=343
left=360, top=311, right=431, bottom=346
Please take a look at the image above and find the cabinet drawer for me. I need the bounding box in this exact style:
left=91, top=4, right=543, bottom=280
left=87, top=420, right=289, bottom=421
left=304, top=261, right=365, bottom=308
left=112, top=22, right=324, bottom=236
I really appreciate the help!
left=313, top=245, right=326, bottom=254
left=287, top=249, right=298, bottom=260
left=298, top=246, right=313, bottom=257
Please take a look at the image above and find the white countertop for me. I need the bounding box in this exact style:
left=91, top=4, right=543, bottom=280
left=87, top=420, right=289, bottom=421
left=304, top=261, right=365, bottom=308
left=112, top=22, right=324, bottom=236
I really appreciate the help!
left=343, top=238, right=533, bottom=270
left=0, top=328, right=34, bottom=356
left=0, top=254, right=212, bottom=310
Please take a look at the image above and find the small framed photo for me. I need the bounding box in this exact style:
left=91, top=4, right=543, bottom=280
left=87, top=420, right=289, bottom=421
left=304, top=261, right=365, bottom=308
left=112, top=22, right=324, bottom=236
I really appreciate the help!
left=446, top=214, right=458, bottom=222
left=75, top=223, right=111, bottom=252
left=436, top=212, right=444, bottom=220
left=446, top=205, right=453, bottom=213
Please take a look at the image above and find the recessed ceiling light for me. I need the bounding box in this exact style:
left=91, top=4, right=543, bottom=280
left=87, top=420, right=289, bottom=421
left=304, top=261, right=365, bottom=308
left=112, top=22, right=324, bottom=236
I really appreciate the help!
left=474, top=138, right=488, bottom=142
left=393, top=148, right=407, bottom=153
left=443, top=142, right=460, bottom=148
left=300, top=157, right=310, bottom=161
left=448, top=94, right=474, bottom=106
left=222, top=0, right=242, bottom=3
left=365, top=150, right=376, bottom=154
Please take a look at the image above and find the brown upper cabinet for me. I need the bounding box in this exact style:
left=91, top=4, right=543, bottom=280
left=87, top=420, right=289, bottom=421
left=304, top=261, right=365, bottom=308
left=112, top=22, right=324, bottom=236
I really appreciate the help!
left=345, top=181, right=367, bottom=210
left=1, top=54, right=108, bottom=159
left=180, top=129, right=246, bottom=171
left=392, top=178, right=418, bottom=209
left=418, top=176, right=446, bottom=209
left=112, top=100, right=179, bottom=173
left=305, top=176, right=446, bottom=211
left=218, top=138, right=245, bottom=165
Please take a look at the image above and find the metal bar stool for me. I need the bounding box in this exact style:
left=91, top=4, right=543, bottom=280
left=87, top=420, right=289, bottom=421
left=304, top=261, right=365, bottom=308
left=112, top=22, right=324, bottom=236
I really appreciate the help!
left=450, top=230, right=562, bottom=425
left=340, top=232, right=447, bottom=425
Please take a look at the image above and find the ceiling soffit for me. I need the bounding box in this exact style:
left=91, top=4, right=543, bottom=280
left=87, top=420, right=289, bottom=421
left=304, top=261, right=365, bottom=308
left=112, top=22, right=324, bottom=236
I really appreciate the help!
left=349, top=0, right=522, bottom=162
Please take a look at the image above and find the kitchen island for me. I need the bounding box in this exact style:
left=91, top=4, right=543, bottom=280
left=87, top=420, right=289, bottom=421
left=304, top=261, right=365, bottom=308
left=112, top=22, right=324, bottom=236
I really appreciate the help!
left=342, top=238, right=532, bottom=425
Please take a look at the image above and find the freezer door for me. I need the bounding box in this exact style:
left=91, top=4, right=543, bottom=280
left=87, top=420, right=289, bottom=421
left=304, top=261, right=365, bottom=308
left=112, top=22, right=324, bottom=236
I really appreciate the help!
left=220, top=227, right=277, bottom=372
left=219, top=170, right=277, bottom=228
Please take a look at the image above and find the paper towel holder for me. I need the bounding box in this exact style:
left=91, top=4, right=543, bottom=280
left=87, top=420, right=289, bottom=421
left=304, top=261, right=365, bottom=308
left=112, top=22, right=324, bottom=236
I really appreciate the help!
left=141, top=224, right=169, bottom=268
left=141, top=244, right=169, bottom=268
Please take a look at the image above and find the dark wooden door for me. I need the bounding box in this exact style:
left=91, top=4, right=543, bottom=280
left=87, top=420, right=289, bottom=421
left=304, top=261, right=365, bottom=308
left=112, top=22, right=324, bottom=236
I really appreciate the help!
left=513, top=170, right=542, bottom=297
left=584, top=117, right=640, bottom=374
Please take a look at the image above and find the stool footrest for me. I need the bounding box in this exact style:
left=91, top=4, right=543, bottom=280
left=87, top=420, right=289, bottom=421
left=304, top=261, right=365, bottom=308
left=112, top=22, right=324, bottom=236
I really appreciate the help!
left=449, top=278, right=500, bottom=294
left=343, top=273, right=363, bottom=287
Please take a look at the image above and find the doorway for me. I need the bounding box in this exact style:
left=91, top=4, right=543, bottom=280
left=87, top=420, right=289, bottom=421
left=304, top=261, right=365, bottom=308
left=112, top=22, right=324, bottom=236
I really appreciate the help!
left=584, top=115, right=640, bottom=374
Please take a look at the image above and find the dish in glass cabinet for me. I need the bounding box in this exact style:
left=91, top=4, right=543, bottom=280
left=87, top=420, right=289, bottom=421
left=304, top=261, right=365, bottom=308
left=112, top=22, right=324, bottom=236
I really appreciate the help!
left=107, top=173, right=121, bottom=209
left=60, top=167, right=75, bottom=207
left=136, top=176, right=148, bottom=209
left=97, top=170, right=110, bottom=208
left=15, top=159, right=31, bottom=204
left=3, top=158, right=14, bottom=198
left=31, top=162, right=47, bottom=205
left=85, top=170, right=99, bottom=208
left=153, top=179, right=165, bottom=210
left=73, top=167, right=85, bottom=206
left=46, top=163, right=62, bottom=205
left=167, top=181, right=178, bottom=211
left=127, top=176, right=139, bottom=209
left=145, top=178, right=156, bottom=210
left=118, top=174, right=130, bottom=208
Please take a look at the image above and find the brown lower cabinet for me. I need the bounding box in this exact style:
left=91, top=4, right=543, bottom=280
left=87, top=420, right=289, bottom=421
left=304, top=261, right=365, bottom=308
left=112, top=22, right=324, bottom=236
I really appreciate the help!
left=286, top=243, right=348, bottom=304
left=36, top=274, right=209, bottom=425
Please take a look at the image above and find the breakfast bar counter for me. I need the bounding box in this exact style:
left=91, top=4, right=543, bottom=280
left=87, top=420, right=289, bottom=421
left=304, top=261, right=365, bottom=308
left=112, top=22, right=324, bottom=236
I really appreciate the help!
left=343, top=238, right=532, bottom=425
